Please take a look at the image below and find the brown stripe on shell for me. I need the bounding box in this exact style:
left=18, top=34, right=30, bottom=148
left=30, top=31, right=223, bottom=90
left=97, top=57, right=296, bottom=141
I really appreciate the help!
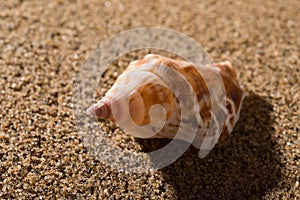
left=230, top=116, right=235, bottom=126
left=180, top=65, right=210, bottom=102
left=219, top=126, right=229, bottom=141
left=89, top=54, right=244, bottom=148
left=140, top=55, right=242, bottom=143
left=216, top=62, right=244, bottom=116
left=226, top=99, right=233, bottom=114
left=222, top=77, right=244, bottom=115
left=199, top=101, right=212, bottom=124
left=133, top=83, right=175, bottom=125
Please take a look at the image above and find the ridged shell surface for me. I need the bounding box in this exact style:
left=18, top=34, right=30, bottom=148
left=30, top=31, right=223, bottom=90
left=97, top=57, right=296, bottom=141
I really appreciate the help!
left=86, top=54, right=244, bottom=149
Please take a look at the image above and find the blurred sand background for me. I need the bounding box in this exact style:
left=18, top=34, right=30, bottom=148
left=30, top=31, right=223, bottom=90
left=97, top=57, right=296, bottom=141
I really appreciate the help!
left=0, top=0, right=299, bottom=199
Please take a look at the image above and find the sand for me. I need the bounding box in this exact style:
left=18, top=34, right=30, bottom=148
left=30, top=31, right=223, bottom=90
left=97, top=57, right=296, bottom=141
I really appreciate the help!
left=0, top=0, right=299, bottom=199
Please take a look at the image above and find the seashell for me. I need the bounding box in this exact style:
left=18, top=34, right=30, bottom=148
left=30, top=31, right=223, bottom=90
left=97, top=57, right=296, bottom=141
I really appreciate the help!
left=86, top=54, right=244, bottom=150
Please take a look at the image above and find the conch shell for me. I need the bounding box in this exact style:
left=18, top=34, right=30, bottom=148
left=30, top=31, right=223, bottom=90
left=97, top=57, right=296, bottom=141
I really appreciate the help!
left=86, top=54, right=244, bottom=150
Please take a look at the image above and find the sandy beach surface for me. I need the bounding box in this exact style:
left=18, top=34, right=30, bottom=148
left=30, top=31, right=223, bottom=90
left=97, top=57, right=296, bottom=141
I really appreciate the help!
left=0, top=0, right=299, bottom=199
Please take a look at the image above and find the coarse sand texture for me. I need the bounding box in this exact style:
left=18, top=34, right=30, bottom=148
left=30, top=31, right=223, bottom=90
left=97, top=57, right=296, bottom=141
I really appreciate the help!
left=0, top=1, right=299, bottom=199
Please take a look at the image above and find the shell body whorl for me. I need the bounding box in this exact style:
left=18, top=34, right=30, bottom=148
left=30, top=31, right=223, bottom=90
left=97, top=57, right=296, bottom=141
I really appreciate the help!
left=87, top=54, right=244, bottom=149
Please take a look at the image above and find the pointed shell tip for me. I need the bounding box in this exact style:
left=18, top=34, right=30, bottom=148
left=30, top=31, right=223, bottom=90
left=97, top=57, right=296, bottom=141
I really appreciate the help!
left=86, top=105, right=96, bottom=116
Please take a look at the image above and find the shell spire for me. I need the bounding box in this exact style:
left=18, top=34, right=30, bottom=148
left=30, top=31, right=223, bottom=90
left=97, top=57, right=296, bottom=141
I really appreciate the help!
left=86, top=98, right=114, bottom=121
left=86, top=54, right=244, bottom=149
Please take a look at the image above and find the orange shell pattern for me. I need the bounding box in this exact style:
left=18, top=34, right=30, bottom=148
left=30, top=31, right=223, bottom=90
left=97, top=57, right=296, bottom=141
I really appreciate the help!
left=87, top=54, right=244, bottom=148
